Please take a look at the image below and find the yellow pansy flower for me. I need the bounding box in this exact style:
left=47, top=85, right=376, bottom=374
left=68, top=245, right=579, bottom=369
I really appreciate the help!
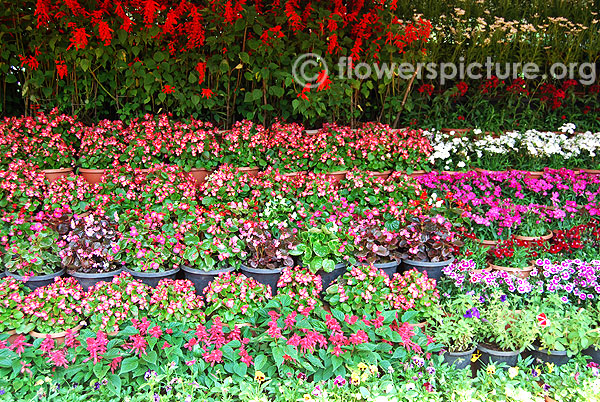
left=254, top=370, right=266, bottom=382
left=357, top=362, right=368, bottom=371
left=471, top=351, right=481, bottom=362
left=486, top=365, right=496, bottom=375
left=508, top=367, right=519, bottom=379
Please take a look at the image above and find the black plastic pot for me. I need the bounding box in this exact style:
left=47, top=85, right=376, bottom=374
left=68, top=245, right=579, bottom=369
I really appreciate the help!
left=401, top=257, right=455, bottom=281
left=125, top=267, right=180, bottom=288
left=240, top=264, right=283, bottom=295
left=318, top=263, right=347, bottom=291
left=6, top=268, right=65, bottom=291
left=181, top=266, right=235, bottom=295
left=477, top=343, right=521, bottom=367
left=443, top=346, right=476, bottom=370
left=356, top=260, right=399, bottom=278
left=68, top=269, right=122, bottom=291
left=583, top=345, right=600, bottom=364
left=530, top=346, right=570, bottom=366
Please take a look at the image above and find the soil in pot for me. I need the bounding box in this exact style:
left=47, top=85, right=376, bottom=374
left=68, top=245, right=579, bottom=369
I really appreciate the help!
left=319, top=263, right=348, bottom=291
left=356, top=260, right=398, bottom=278
left=181, top=266, right=235, bottom=295
left=401, top=257, right=455, bottom=282
left=477, top=342, right=522, bottom=367
left=68, top=269, right=123, bottom=291
left=125, top=267, right=180, bottom=288
left=6, top=268, right=65, bottom=291
left=30, top=324, right=84, bottom=345
left=443, top=346, right=476, bottom=370
left=79, top=168, right=106, bottom=185
left=240, top=265, right=284, bottom=295
left=530, top=345, right=570, bottom=366
left=42, top=167, right=74, bottom=182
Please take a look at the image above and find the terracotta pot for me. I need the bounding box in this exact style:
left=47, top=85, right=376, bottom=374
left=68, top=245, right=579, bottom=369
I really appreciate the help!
left=30, top=324, right=84, bottom=345
left=412, top=321, right=427, bottom=329
left=188, top=168, right=211, bottom=186
left=489, top=263, right=534, bottom=279
left=3, top=329, right=21, bottom=344
left=524, top=171, right=545, bottom=180
left=42, top=167, right=74, bottom=182
left=304, top=129, right=320, bottom=135
left=476, top=238, right=499, bottom=247
left=580, top=168, right=600, bottom=175
left=367, top=170, right=392, bottom=179
left=283, top=171, right=306, bottom=178
left=471, top=266, right=493, bottom=275
left=514, top=231, right=553, bottom=243
left=474, top=167, right=503, bottom=175
left=325, top=171, right=347, bottom=184
left=408, top=170, right=427, bottom=177
left=79, top=168, right=106, bottom=185
left=238, top=167, right=260, bottom=177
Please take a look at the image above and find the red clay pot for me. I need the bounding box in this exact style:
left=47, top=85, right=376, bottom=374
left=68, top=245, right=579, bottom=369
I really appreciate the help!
left=79, top=168, right=106, bottom=185
left=42, top=167, right=74, bottom=182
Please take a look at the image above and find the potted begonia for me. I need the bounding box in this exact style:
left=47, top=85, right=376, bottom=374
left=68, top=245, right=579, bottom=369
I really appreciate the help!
left=349, top=217, right=401, bottom=277
left=308, top=124, right=355, bottom=182
left=220, top=120, right=268, bottom=176
left=0, top=161, right=46, bottom=214
left=324, top=263, right=392, bottom=318
left=147, top=279, right=205, bottom=326
left=77, top=120, right=127, bottom=184
left=21, top=277, right=85, bottom=343
left=59, top=214, right=123, bottom=291
left=83, top=272, right=151, bottom=334
left=204, top=272, right=272, bottom=325
left=399, top=214, right=461, bottom=281
left=0, top=277, right=29, bottom=343
left=290, top=223, right=352, bottom=290
left=238, top=220, right=298, bottom=294
left=168, top=118, right=221, bottom=186
left=3, top=217, right=64, bottom=290
left=110, top=212, right=182, bottom=287
left=119, top=114, right=173, bottom=169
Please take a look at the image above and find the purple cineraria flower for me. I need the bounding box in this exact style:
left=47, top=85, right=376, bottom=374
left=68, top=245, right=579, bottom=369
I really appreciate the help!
left=500, top=295, right=507, bottom=302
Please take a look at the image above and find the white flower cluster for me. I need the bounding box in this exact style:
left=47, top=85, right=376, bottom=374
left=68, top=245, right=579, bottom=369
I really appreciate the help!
left=427, top=125, right=600, bottom=170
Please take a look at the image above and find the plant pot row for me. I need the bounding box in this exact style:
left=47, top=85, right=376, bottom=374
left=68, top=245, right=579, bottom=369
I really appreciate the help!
left=4, top=256, right=456, bottom=302
left=443, top=342, right=596, bottom=372
left=44, top=166, right=434, bottom=186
